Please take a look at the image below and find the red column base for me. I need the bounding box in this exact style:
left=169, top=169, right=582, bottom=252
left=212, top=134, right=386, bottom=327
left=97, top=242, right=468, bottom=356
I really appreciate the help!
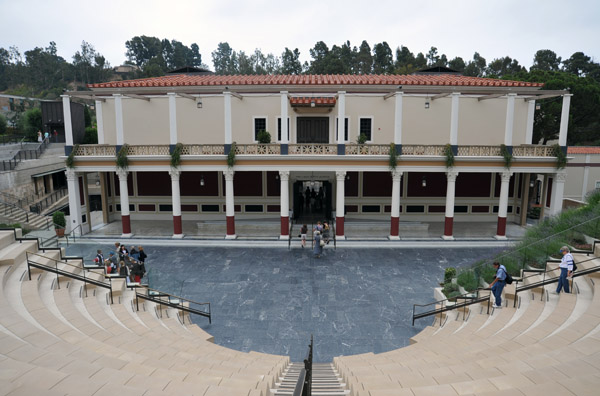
left=173, top=215, right=182, bottom=235
left=444, top=216, right=453, bottom=237
left=122, top=214, right=131, bottom=234
left=496, top=216, right=507, bottom=237
left=336, top=216, right=344, bottom=236
left=226, top=216, right=235, bottom=236
left=390, top=216, right=399, bottom=237
left=280, top=216, right=289, bottom=236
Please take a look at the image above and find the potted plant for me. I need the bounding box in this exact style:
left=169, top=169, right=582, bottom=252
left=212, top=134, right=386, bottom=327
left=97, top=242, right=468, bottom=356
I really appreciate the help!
left=257, top=130, right=271, bottom=144
left=52, top=211, right=66, bottom=237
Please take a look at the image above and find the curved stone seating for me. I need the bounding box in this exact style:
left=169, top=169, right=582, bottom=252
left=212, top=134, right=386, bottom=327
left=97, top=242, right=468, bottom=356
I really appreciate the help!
left=0, top=232, right=288, bottom=396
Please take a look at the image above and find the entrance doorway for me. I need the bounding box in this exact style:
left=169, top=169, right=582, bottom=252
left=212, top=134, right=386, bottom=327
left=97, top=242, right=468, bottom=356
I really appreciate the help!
left=293, top=180, right=332, bottom=223
left=297, top=117, right=329, bottom=143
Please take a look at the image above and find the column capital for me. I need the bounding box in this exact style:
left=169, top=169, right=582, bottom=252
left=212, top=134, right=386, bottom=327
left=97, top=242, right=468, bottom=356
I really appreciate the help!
left=446, top=170, right=459, bottom=182
left=112, top=93, right=123, bottom=98
left=395, top=91, right=404, bottom=96
left=507, top=93, right=518, bottom=97
left=116, top=168, right=128, bottom=180
left=169, top=168, right=181, bottom=180
left=60, top=94, right=70, bottom=99
left=65, top=168, right=77, bottom=181
left=337, top=90, right=346, bottom=95
left=554, top=171, right=567, bottom=182
left=451, top=92, right=461, bottom=97
left=224, top=168, right=235, bottom=181
left=280, top=90, right=288, bottom=95
left=563, top=93, right=574, bottom=98
left=500, top=170, right=513, bottom=182
left=391, top=170, right=403, bottom=182
left=278, top=170, right=290, bottom=181
left=335, top=170, right=347, bottom=181
left=166, top=92, right=177, bottom=97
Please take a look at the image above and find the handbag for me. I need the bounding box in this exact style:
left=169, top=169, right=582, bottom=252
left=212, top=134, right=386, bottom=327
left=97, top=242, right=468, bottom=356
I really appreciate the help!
left=320, top=240, right=325, bottom=247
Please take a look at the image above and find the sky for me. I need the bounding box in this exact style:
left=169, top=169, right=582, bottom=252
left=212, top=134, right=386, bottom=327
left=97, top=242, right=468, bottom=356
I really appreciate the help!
left=1, top=0, right=599, bottom=70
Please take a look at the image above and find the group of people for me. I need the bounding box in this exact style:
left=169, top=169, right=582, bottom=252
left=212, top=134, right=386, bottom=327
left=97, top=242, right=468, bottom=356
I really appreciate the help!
left=299, top=187, right=325, bottom=213
left=299, top=221, right=331, bottom=258
left=36, top=129, right=58, bottom=143
left=489, top=245, right=574, bottom=309
left=95, top=242, right=147, bottom=283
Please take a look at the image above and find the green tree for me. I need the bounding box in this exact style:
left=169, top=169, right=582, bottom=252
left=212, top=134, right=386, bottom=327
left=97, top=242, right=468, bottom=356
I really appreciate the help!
left=426, top=46, right=439, bottom=66
left=212, top=42, right=237, bottom=74
left=83, top=105, right=92, bottom=127
left=414, top=52, right=427, bottom=70
left=486, top=56, right=525, bottom=77
left=531, top=49, right=562, bottom=71
left=125, top=36, right=162, bottom=68
left=23, top=108, right=42, bottom=140
left=0, top=114, right=7, bottom=134
left=448, top=56, right=466, bottom=72
left=356, top=41, right=373, bottom=74
left=463, top=52, right=486, bottom=77
left=308, top=41, right=330, bottom=74
left=372, top=42, right=393, bottom=74
left=281, top=48, right=302, bottom=75
left=394, top=45, right=416, bottom=74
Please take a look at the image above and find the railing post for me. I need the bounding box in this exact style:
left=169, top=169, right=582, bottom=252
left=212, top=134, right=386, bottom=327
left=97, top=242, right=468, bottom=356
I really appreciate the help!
left=136, top=293, right=139, bottom=311
left=26, top=252, right=31, bottom=281
left=514, top=280, right=519, bottom=308
left=83, top=267, right=87, bottom=297
left=109, top=277, right=113, bottom=304
left=55, top=260, right=60, bottom=289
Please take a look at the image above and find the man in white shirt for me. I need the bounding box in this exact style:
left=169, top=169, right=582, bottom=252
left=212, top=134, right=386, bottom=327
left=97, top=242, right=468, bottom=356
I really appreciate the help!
left=556, top=246, right=574, bottom=294
left=489, top=261, right=507, bottom=308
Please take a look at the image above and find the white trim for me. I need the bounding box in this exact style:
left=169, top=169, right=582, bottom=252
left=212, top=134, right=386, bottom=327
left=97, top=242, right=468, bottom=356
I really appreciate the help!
left=252, top=115, right=269, bottom=143
left=335, top=116, right=350, bottom=143
left=358, top=116, right=374, bottom=143
left=95, top=100, right=105, bottom=144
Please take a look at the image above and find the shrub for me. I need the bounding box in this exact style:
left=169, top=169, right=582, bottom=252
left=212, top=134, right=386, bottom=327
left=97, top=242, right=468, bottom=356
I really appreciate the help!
left=82, top=126, right=98, bottom=144
left=52, top=211, right=66, bottom=229
left=257, top=130, right=271, bottom=143
left=0, top=114, right=7, bottom=134
left=457, top=270, right=478, bottom=292
left=442, top=282, right=458, bottom=299
left=356, top=133, right=368, bottom=144
left=444, top=267, right=456, bottom=284
left=480, top=265, right=497, bottom=284
left=0, top=223, right=29, bottom=235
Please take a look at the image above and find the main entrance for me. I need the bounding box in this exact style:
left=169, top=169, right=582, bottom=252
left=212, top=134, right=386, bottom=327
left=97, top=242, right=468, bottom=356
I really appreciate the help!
left=297, top=117, right=329, bottom=143
left=293, top=180, right=332, bottom=223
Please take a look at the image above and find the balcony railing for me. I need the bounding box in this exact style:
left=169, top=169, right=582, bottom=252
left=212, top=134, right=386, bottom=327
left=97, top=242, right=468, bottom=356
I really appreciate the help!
left=70, top=144, right=559, bottom=158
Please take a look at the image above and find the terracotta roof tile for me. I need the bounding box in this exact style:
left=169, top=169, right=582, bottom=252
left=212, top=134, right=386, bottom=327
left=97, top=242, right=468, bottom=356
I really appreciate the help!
left=567, top=147, right=600, bottom=154
left=88, top=74, right=545, bottom=89
left=289, top=96, right=336, bottom=106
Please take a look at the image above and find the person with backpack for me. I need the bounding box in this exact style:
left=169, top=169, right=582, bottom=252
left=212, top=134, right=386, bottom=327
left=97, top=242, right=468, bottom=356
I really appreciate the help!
left=555, top=246, right=574, bottom=294
left=489, top=261, right=507, bottom=309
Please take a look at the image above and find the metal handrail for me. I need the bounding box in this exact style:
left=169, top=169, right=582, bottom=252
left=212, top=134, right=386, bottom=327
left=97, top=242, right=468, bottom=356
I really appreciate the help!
left=288, top=218, right=293, bottom=250
left=293, top=334, right=313, bottom=396
left=412, top=287, right=491, bottom=325
left=0, top=198, right=52, bottom=228
left=1, top=140, right=50, bottom=171
left=135, top=285, right=211, bottom=323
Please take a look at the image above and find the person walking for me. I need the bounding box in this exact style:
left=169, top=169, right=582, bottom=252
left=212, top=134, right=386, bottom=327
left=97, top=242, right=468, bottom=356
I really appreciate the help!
left=555, top=246, right=574, bottom=294
left=300, top=224, right=308, bottom=248
left=95, top=249, right=104, bottom=264
left=313, top=230, right=323, bottom=258
left=37, top=130, right=43, bottom=143
left=489, top=261, right=507, bottom=308
left=322, top=222, right=330, bottom=244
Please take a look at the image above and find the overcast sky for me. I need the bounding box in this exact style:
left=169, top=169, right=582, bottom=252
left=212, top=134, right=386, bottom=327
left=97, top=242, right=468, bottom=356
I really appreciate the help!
left=1, top=0, right=599, bottom=70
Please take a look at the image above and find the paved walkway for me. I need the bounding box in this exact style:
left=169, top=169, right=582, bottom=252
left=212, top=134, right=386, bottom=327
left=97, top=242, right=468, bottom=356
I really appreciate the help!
left=65, top=242, right=506, bottom=362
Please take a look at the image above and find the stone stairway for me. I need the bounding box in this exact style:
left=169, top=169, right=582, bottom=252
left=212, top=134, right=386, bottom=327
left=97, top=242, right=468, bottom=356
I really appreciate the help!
left=0, top=201, right=51, bottom=229
left=272, top=362, right=349, bottom=395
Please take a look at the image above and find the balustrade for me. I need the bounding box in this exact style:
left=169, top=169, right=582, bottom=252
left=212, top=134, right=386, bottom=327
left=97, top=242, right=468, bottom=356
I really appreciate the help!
left=288, top=144, right=338, bottom=155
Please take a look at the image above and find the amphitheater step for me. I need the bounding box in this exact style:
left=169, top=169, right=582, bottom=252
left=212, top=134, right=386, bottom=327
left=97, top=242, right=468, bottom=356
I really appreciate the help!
left=271, top=362, right=349, bottom=395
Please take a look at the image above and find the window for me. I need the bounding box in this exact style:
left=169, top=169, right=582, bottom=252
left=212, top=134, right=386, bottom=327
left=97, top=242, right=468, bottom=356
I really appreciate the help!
left=595, top=181, right=600, bottom=189
left=336, top=117, right=349, bottom=142
left=359, top=118, right=372, bottom=142
left=253, top=117, right=267, bottom=141
left=277, top=117, right=290, bottom=141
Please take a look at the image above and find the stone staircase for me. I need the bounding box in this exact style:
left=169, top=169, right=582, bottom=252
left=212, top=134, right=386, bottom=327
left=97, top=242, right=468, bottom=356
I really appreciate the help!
left=272, top=362, right=349, bottom=395
left=0, top=200, right=51, bottom=229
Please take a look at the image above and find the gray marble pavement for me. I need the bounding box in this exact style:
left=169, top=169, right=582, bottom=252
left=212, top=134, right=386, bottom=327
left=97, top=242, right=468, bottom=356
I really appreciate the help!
left=65, top=243, right=502, bottom=362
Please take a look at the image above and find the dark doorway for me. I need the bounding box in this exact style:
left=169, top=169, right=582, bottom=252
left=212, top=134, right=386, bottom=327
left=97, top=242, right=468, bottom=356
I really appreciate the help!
left=297, top=117, right=329, bottom=143
left=294, top=181, right=333, bottom=224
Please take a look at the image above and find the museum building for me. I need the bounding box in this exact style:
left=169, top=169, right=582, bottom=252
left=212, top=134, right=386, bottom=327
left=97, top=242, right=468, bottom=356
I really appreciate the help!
left=62, top=72, right=571, bottom=239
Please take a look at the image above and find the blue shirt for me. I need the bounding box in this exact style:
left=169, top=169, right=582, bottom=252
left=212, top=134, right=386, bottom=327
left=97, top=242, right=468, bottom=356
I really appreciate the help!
left=496, top=265, right=507, bottom=281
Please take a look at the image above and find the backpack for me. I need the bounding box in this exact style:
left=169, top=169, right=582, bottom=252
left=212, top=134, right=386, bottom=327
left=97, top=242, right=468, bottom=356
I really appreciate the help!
left=503, top=268, right=513, bottom=285
left=567, top=253, right=577, bottom=272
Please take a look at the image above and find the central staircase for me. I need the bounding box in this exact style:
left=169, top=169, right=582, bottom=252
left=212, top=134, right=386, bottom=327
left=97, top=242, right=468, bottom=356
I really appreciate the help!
left=272, top=362, right=349, bottom=395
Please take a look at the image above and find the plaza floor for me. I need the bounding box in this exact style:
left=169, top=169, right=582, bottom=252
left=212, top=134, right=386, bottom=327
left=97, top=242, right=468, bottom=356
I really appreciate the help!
left=65, top=242, right=505, bottom=362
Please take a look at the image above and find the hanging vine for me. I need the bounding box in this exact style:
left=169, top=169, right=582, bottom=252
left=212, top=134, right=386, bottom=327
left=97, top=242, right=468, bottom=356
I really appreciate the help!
left=553, top=143, right=567, bottom=169
left=389, top=143, right=398, bottom=170
left=227, top=142, right=237, bottom=168
left=170, top=143, right=183, bottom=168
left=444, top=143, right=455, bottom=168
left=65, top=144, right=79, bottom=168
left=500, top=144, right=513, bottom=169
left=116, top=144, right=129, bottom=169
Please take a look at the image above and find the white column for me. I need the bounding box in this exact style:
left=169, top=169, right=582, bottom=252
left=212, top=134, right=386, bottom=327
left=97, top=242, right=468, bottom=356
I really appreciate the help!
left=224, top=91, right=232, bottom=145
left=224, top=169, right=236, bottom=239
left=558, top=94, right=573, bottom=147
left=337, top=91, right=346, bottom=144
left=504, top=93, right=517, bottom=146
left=95, top=100, right=105, bottom=144
left=169, top=168, right=183, bottom=238
left=335, top=170, right=346, bottom=239
left=116, top=168, right=132, bottom=237
left=525, top=100, right=535, bottom=144
left=65, top=169, right=82, bottom=234
left=280, top=91, right=289, bottom=144
left=61, top=95, right=73, bottom=146
left=495, top=171, right=513, bottom=240
left=394, top=92, right=404, bottom=145
left=442, top=170, right=458, bottom=240
left=449, top=93, right=460, bottom=145
left=279, top=170, right=290, bottom=239
left=114, top=94, right=124, bottom=146
left=167, top=92, right=178, bottom=146
left=389, top=170, right=402, bottom=240
left=550, top=171, right=567, bottom=216
left=582, top=154, right=591, bottom=201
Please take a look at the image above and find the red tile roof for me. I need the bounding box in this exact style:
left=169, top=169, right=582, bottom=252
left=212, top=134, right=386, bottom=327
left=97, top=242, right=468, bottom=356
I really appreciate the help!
left=88, top=74, right=544, bottom=89
left=568, top=147, right=600, bottom=154
left=289, top=96, right=336, bottom=106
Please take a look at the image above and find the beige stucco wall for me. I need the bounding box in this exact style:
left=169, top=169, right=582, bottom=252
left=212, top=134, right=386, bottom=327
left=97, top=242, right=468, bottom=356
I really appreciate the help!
left=402, top=96, right=452, bottom=145
left=564, top=153, right=600, bottom=201
left=177, top=96, right=224, bottom=144
left=97, top=93, right=534, bottom=146
left=565, top=165, right=585, bottom=200
left=122, top=97, right=169, bottom=145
